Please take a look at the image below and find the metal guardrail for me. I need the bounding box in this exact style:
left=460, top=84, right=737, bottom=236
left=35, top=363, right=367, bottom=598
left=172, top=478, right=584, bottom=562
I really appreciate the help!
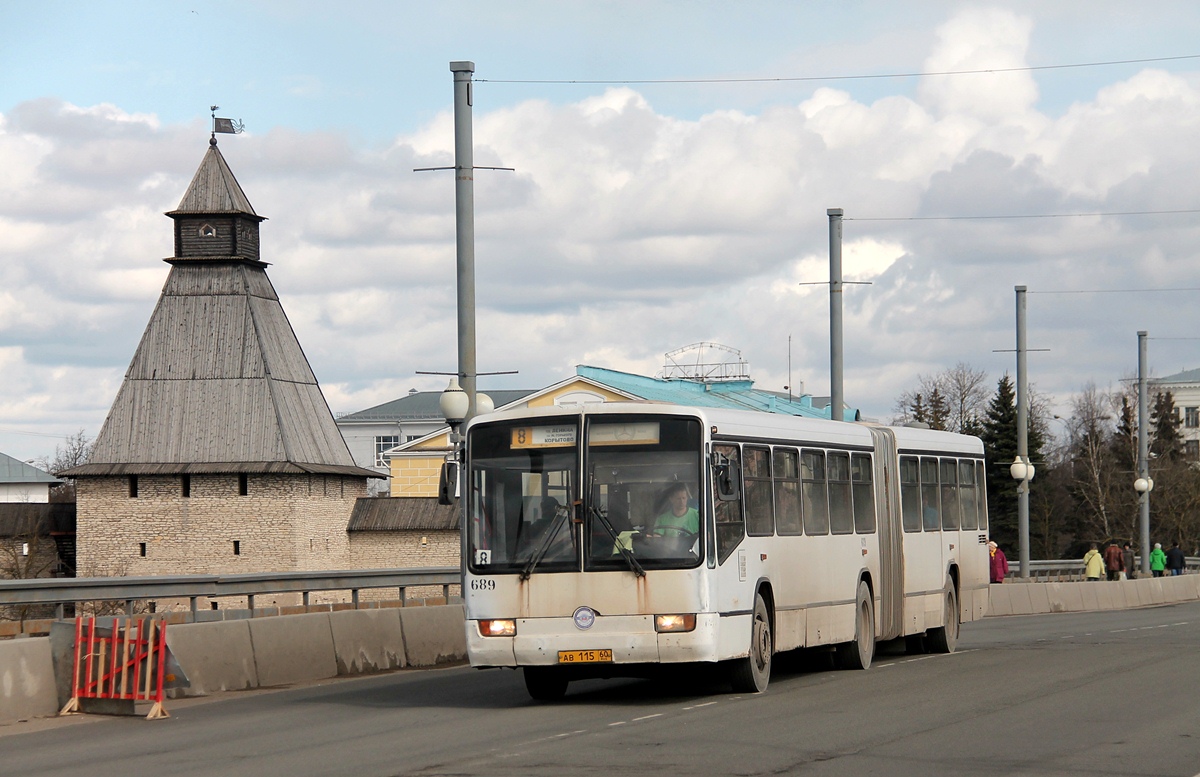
left=0, top=567, right=461, bottom=619
left=1009, top=558, right=1200, bottom=581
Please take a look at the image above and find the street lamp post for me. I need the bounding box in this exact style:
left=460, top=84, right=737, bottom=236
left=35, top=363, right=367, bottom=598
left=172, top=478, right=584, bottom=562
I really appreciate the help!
left=450, top=61, right=478, bottom=423
left=1014, top=286, right=1032, bottom=577
left=828, top=208, right=844, bottom=422
left=1137, top=330, right=1152, bottom=573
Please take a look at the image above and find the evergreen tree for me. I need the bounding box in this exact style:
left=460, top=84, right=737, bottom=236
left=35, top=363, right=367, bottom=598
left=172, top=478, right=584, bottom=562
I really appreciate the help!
left=980, top=375, right=1019, bottom=549
left=927, top=387, right=949, bottom=431
left=907, top=393, right=928, bottom=425
left=1151, top=390, right=1183, bottom=461
left=1111, top=394, right=1137, bottom=472
left=979, top=374, right=1046, bottom=552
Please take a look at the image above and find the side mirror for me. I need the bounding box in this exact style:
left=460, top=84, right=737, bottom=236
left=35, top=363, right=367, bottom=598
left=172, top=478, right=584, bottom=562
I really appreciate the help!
left=437, top=461, right=459, bottom=506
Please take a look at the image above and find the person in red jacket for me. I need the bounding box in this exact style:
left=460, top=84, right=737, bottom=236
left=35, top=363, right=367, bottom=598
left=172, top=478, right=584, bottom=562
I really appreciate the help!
left=1103, top=541, right=1125, bottom=581
left=989, top=541, right=1009, bottom=583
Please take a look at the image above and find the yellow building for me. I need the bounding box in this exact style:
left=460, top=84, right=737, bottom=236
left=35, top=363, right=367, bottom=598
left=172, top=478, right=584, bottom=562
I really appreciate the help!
left=388, top=374, right=635, bottom=497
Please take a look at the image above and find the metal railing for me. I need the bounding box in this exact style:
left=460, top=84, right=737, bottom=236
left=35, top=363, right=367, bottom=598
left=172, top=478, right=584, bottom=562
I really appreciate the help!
left=0, top=567, right=460, bottom=620
left=1008, top=558, right=1200, bottom=581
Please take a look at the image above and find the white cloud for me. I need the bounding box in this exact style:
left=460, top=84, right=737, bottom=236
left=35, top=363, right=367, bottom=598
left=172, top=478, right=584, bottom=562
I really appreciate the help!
left=4, top=6, right=1200, bottom=461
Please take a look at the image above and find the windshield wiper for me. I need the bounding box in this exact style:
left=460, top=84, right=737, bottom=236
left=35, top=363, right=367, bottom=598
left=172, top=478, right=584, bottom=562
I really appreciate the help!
left=590, top=505, right=645, bottom=577
left=520, top=504, right=570, bottom=581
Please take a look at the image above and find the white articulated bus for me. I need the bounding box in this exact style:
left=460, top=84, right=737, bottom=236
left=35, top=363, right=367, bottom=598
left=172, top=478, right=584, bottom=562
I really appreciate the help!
left=457, top=403, right=989, bottom=699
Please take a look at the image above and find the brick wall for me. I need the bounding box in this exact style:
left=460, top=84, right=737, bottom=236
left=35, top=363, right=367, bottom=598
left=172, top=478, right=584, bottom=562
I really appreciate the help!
left=349, top=530, right=460, bottom=600
left=76, top=474, right=366, bottom=577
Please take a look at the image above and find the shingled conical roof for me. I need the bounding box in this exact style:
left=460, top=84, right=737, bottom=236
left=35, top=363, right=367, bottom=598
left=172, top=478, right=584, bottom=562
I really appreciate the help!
left=64, top=142, right=377, bottom=478
left=166, top=139, right=260, bottom=217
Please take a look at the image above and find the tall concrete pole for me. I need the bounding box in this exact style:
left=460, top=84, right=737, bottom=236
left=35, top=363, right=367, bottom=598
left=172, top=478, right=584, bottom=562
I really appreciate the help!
left=451, top=61, right=478, bottom=422
left=1015, top=285, right=1030, bottom=578
left=1138, top=330, right=1151, bottom=573
left=828, top=208, right=844, bottom=422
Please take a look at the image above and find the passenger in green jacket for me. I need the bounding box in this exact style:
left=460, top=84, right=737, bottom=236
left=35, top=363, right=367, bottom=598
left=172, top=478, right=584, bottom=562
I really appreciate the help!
left=1149, top=542, right=1167, bottom=577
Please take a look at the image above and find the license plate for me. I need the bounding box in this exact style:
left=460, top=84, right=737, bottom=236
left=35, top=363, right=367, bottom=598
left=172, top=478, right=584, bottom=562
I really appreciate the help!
left=557, top=649, right=613, bottom=664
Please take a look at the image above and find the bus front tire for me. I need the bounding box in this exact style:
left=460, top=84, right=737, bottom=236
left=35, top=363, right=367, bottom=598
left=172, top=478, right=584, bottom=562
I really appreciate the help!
left=836, top=580, right=875, bottom=670
left=926, top=579, right=959, bottom=654
left=728, top=592, right=772, bottom=693
left=523, top=666, right=569, bottom=701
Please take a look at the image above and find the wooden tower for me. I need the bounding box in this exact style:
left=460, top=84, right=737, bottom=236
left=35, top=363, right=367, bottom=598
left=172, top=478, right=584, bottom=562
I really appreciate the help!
left=64, top=138, right=380, bottom=578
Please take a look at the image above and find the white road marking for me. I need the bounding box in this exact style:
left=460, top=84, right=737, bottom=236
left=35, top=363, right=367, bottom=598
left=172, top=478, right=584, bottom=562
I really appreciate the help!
left=633, top=714, right=663, bottom=722
left=682, top=701, right=718, bottom=710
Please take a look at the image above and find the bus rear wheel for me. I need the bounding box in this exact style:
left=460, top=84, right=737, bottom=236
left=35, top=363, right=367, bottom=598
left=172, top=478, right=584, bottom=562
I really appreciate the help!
left=523, top=666, right=569, bottom=701
left=836, top=581, right=875, bottom=670
left=926, top=579, right=959, bottom=654
left=728, top=592, right=772, bottom=693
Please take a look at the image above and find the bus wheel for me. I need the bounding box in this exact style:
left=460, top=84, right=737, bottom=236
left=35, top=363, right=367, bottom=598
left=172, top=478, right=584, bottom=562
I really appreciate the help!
left=836, top=581, right=875, bottom=670
left=926, top=579, right=959, bottom=654
left=729, top=592, right=772, bottom=693
left=523, top=666, right=569, bottom=701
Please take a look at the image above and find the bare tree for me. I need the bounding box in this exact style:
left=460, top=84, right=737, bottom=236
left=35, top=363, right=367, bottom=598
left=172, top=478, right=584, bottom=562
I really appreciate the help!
left=1063, top=383, right=1122, bottom=541
left=33, top=429, right=91, bottom=502
left=892, top=362, right=990, bottom=434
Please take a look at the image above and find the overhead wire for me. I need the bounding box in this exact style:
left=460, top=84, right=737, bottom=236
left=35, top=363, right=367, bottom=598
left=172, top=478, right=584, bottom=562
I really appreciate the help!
left=477, top=54, right=1200, bottom=85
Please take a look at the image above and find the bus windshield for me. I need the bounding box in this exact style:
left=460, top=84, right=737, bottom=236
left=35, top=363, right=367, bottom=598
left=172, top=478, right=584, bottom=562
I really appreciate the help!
left=585, top=416, right=703, bottom=572
left=465, top=415, right=703, bottom=575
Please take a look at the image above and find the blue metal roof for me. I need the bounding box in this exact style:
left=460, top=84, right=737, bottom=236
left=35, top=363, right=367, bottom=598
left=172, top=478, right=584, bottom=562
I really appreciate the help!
left=575, top=366, right=858, bottom=421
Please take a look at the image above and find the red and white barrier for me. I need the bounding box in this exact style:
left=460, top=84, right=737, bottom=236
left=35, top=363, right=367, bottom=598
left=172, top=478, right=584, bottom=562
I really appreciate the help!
left=59, top=617, right=171, bottom=720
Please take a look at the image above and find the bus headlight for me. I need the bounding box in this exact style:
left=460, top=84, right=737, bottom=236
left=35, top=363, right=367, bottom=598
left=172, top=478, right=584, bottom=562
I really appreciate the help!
left=478, top=619, right=516, bottom=637
left=654, top=614, right=696, bottom=633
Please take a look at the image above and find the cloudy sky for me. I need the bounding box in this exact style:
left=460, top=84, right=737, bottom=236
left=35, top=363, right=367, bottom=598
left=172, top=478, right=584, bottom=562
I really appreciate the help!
left=3, top=1, right=1200, bottom=462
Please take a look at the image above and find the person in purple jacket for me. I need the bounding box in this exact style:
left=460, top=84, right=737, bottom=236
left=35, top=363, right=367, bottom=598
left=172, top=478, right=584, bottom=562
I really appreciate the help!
left=989, top=541, right=1009, bottom=583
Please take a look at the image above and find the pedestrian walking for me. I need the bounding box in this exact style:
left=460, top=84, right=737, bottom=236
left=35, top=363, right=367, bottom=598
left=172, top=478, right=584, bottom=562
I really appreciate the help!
left=1150, top=542, right=1167, bottom=577
left=1084, top=543, right=1105, bottom=581
left=1165, top=542, right=1186, bottom=576
left=989, top=541, right=1009, bottom=583
left=1103, top=541, right=1124, bottom=581
left=1122, top=543, right=1136, bottom=580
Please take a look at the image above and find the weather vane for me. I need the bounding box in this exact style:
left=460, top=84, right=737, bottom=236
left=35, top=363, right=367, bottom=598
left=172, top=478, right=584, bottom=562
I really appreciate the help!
left=209, top=105, right=245, bottom=144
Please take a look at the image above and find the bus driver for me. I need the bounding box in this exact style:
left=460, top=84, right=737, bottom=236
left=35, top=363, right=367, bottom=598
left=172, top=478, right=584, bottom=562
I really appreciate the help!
left=652, top=482, right=699, bottom=537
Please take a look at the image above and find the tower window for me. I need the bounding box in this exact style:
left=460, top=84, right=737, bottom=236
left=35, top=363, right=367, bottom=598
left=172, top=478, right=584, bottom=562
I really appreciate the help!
left=238, top=474, right=248, bottom=495
left=139, top=542, right=147, bottom=557
left=129, top=476, right=139, bottom=498
left=233, top=540, right=241, bottom=556
left=199, top=223, right=216, bottom=238
left=182, top=474, right=191, bottom=497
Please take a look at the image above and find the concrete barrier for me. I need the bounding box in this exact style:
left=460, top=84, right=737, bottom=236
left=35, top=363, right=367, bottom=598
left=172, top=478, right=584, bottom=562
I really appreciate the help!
left=987, top=573, right=1200, bottom=617
left=329, top=609, right=406, bottom=675
left=167, top=620, right=258, bottom=695
left=0, top=638, right=58, bottom=722
left=248, top=613, right=338, bottom=688
left=398, top=604, right=467, bottom=667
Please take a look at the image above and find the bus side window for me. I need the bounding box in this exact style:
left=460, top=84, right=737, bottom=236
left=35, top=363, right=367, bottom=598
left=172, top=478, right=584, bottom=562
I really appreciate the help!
left=920, top=457, right=940, bottom=531
left=744, top=446, right=774, bottom=536
left=801, top=449, right=829, bottom=536
left=958, top=460, right=977, bottom=530
left=852, top=453, right=876, bottom=533
left=900, top=456, right=921, bottom=532
left=940, top=459, right=960, bottom=530
left=828, top=451, right=853, bottom=534
left=976, top=460, right=988, bottom=531
left=712, top=444, right=745, bottom=564
left=773, top=448, right=802, bottom=536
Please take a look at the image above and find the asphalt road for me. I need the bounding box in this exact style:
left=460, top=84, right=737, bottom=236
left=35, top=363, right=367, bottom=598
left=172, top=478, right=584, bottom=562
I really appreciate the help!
left=3, top=602, right=1199, bottom=777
